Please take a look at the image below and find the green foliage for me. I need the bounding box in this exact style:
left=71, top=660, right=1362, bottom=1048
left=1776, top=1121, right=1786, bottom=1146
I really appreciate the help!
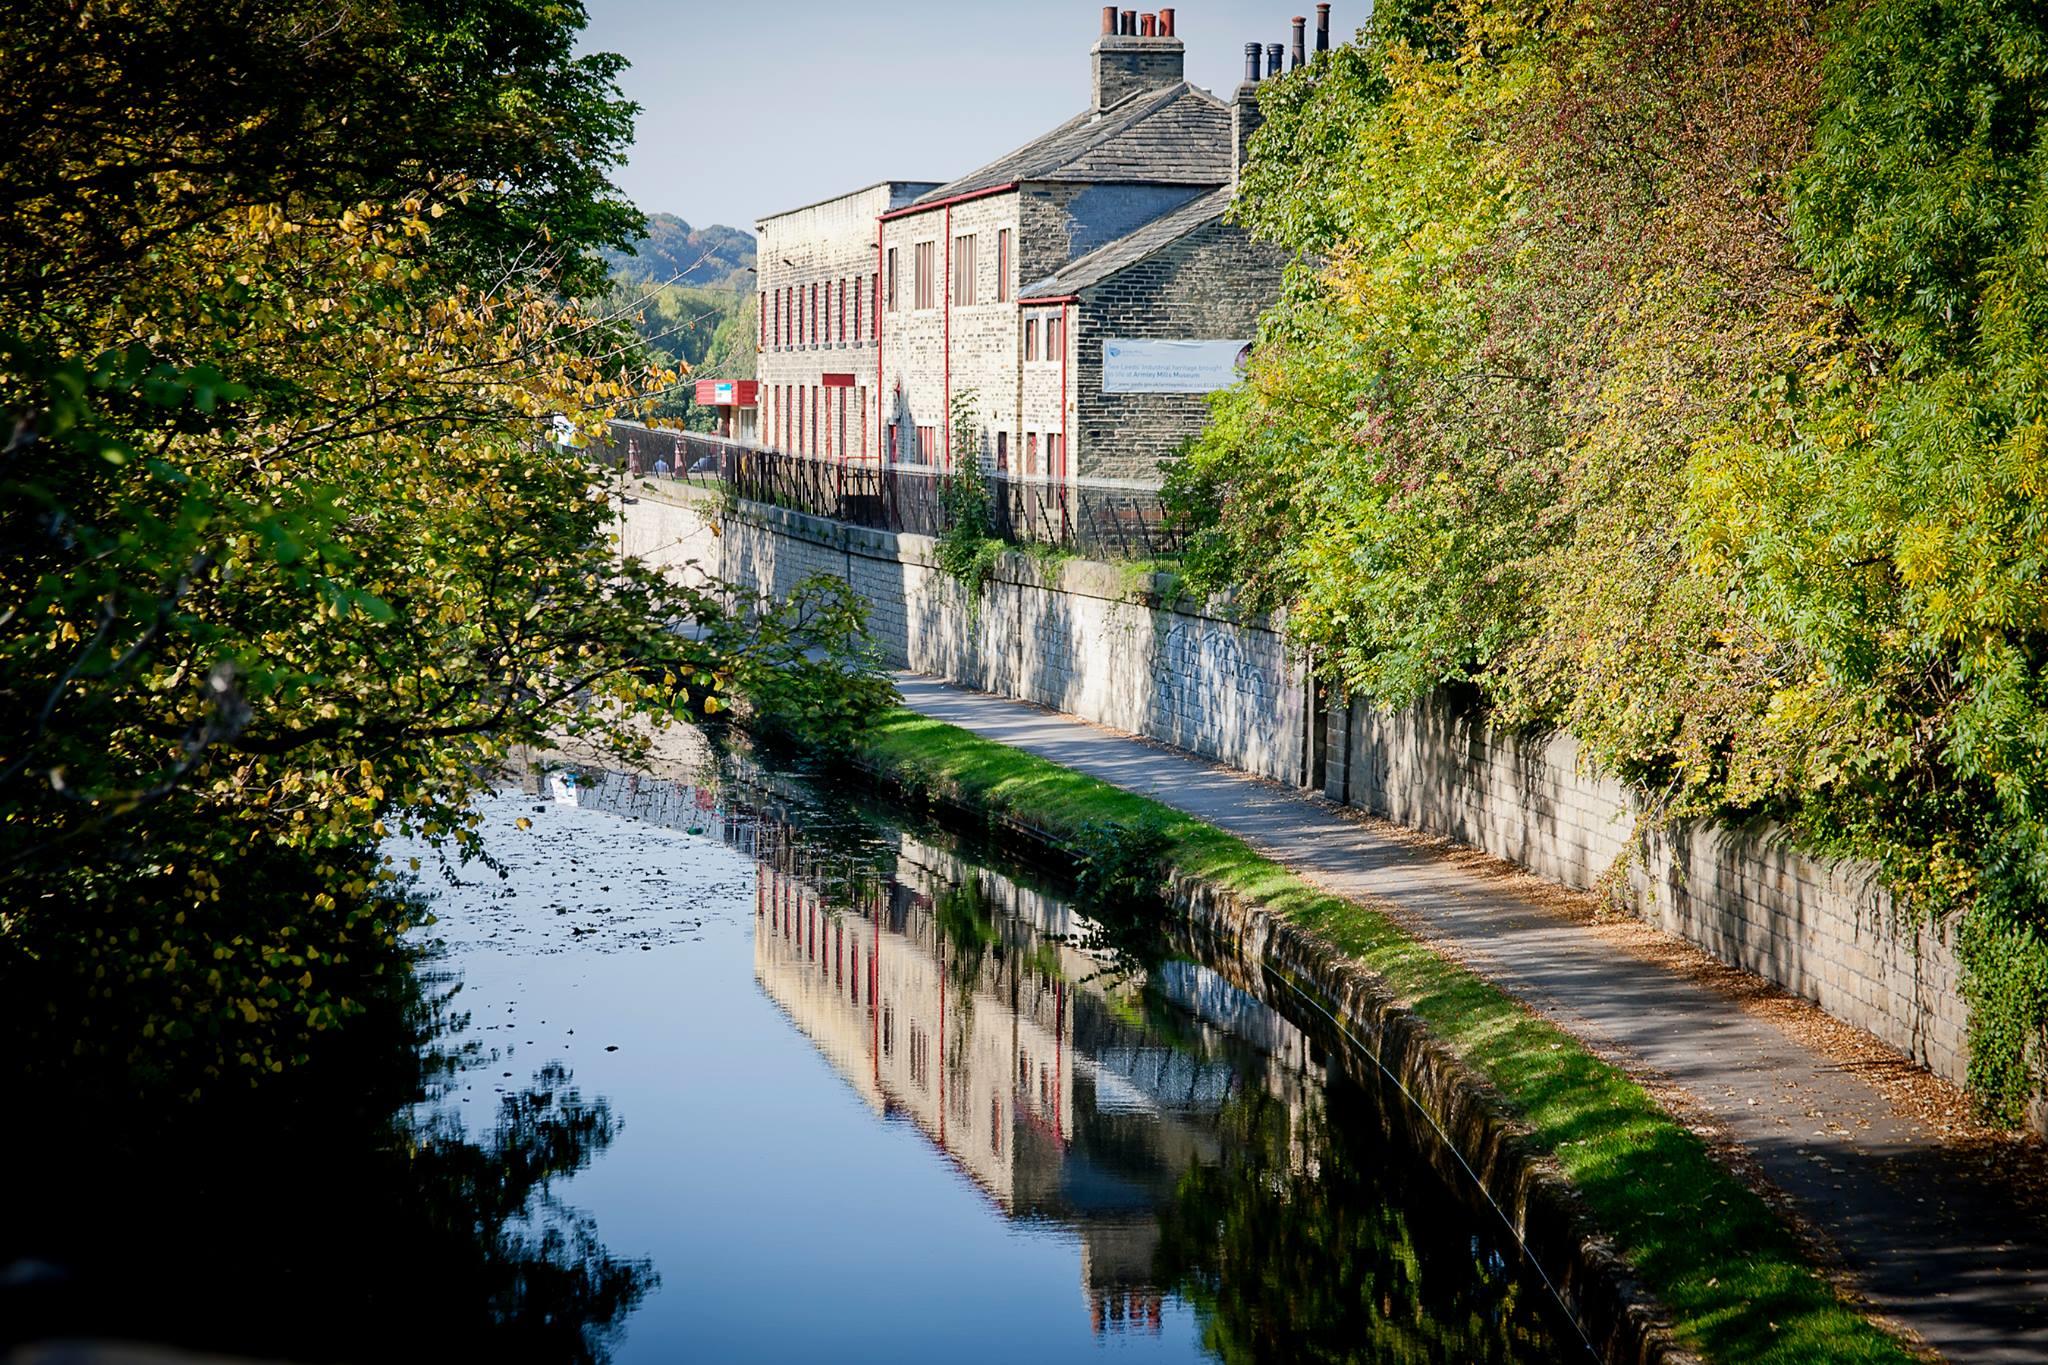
left=729, top=574, right=900, bottom=754
left=606, top=282, right=755, bottom=426
left=0, top=0, right=890, bottom=1096
left=933, top=390, right=1005, bottom=602
left=1707, top=0, right=2048, bottom=1122
left=1167, top=0, right=2048, bottom=1121
left=1067, top=817, right=1171, bottom=913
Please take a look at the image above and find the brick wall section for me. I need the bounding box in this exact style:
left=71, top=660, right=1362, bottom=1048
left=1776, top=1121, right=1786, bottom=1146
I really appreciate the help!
left=616, top=482, right=1308, bottom=784
left=1074, top=217, right=1287, bottom=481
left=1325, top=695, right=2045, bottom=1134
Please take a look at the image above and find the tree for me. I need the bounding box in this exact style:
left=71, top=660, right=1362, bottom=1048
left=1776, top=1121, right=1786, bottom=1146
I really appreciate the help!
left=0, top=0, right=891, bottom=1094
left=1166, top=0, right=2048, bottom=1120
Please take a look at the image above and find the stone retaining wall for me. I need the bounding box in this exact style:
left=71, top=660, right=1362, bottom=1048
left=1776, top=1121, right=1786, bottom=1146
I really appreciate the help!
left=1325, top=696, right=2048, bottom=1134
left=616, top=482, right=1311, bottom=785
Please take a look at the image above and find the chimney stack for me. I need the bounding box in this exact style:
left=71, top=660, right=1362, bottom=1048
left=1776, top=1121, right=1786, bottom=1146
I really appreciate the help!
left=1315, top=3, right=1331, bottom=52
left=1291, top=16, right=1306, bottom=68
left=1091, top=8, right=1187, bottom=112
left=1233, top=42, right=1265, bottom=184
left=1266, top=42, right=1282, bottom=78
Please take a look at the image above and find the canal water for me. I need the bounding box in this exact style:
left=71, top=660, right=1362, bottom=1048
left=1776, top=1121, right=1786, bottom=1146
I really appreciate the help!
left=1, top=737, right=1582, bottom=1364
left=384, top=742, right=1583, bottom=1364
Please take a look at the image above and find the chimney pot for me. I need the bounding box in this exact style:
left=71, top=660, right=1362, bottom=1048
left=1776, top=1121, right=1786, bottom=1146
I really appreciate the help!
left=1291, top=15, right=1306, bottom=68
left=1101, top=5, right=1117, bottom=34
left=1315, top=3, right=1331, bottom=51
left=1243, top=41, right=1261, bottom=84
left=1158, top=7, right=1175, bottom=36
left=1093, top=9, right=1187, bottom=112
left=1266, top=42, right=1282, bottom=78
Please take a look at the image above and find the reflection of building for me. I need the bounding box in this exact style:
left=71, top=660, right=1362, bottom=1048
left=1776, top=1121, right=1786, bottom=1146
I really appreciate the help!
left=751, top=828, right=1319, bottom=1337
left=542, top=755, right=1326, bottom=1338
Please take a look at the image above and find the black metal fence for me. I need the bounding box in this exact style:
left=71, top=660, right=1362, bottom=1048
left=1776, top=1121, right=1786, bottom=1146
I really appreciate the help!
left=590, top=423, right=1186, bottom=561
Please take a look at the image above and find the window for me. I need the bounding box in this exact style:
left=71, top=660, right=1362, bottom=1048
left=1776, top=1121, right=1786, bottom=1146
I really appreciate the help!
left=887, top=424, right=899, bottom=463
left=917, top=425, right=936, bottom=462
left=795, top=385, right=804, bottom=452
left=885, top=248, right=898, bottom=311
left=1024, top=317, right=1038, bottom=361
left=853, top=275, right=862, bottom=342
left=858, top=387, right=868, bottom=457
left=810, top=283, right=819, bottom=344
left=996, top=229, right=1012, bottom=302
left=909, top=1024, right=929, bottom=1089
left=872, top=273, right=881, bottom=336
left=1048, top=432, right=1067, bottom=478
left=759, top=292, right=766, bottom=349
left=952, top=233, right=977, bottom=306
left=1025, top=431, right=1038, bottom=476
left=995, top=430, right=1008, bottom=473
left=1045, top=310, right=1063, bottom=356
left=837, top=389, right=847, bottom=458
left=810, top=387, right=819, bottom=455
left=838, top=278, right=847, bottom=342
left=913, top=240, right=936, bottom=310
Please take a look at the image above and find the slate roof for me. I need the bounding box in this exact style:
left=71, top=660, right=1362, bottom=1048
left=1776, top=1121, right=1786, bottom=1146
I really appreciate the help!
left=911, top=83, right=1231, bottom=205
left=1018, top=185, right=1234, bottom=297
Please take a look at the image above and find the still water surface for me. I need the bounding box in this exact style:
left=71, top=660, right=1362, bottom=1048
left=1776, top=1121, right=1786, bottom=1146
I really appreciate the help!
left=406, top=750, right=1582, bottom=1363
left=3, top=744, right=1582, bottom=1364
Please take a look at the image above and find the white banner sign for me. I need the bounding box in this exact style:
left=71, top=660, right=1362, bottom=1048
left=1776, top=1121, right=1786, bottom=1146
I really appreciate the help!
left=1101, top=338, right=1251, bottom=393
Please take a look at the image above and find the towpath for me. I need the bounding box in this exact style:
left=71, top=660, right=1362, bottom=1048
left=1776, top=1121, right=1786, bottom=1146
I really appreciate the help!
left=895, top=671, right=2048, bottom=1364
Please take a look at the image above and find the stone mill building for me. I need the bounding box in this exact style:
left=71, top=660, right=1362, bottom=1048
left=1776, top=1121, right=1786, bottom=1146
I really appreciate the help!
left=742, top=7, right=1330, bottom=485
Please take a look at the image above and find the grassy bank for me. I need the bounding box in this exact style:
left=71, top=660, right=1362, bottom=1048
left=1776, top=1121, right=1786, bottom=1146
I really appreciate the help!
left=859, top=708, right=1915, bottom=1364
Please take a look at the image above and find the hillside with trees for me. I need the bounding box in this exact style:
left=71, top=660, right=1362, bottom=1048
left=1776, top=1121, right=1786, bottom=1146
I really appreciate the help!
left=602, top=214, right=756, bottom=425
left=1171, top=0, right=2048, bottom=1122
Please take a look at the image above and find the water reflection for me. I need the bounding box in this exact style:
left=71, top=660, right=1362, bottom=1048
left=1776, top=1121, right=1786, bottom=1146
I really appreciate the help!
left=565, top=757, right=1577, bottom=1363
left=1, top=970, right=653, bottom=1364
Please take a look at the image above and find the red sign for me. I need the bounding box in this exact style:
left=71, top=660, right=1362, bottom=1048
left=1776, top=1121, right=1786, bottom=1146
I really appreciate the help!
left=820, top=373, right=856, bottom=389
left=693, top=378, right=759, bottom=407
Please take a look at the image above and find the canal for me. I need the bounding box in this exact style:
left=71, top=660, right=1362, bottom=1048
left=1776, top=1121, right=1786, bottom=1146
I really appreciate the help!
left=1, top=735, right=1584, bottom=1364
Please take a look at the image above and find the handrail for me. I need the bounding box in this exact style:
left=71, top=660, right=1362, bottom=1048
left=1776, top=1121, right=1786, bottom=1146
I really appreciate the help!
left=586, top=422, right=1186, bottom=561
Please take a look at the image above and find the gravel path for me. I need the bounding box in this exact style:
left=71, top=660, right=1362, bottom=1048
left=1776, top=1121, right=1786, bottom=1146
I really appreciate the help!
left=894, top=672, right=2048, bottom=1363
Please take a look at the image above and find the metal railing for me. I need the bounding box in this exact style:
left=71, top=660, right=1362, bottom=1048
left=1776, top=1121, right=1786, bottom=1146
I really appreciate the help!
left=590, top=422, right=1185, bottom=561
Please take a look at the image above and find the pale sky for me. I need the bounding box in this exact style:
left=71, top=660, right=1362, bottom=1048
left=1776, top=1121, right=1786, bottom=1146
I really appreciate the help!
left=579, top=1, right=1369, bottom=233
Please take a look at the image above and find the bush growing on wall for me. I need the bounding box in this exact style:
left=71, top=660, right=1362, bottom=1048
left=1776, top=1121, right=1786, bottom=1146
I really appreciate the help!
left=1169, top=0, right=2048, bottom=1121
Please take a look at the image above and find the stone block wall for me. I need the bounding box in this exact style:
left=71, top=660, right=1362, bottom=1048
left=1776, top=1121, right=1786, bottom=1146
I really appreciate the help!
left=1074, top=217, right=1287, bottom=481
left=617, top=482, right=1309, bottom=785
left=1325, top=695, right=2041, bottom=1130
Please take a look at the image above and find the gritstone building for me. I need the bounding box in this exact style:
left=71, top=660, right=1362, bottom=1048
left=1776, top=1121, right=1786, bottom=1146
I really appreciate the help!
left=730, top=7, right=1329, bottom=486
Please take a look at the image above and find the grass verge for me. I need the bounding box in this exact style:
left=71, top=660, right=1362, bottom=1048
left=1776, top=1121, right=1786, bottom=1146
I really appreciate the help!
left=858, top=708, right=1918, bottom=1365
